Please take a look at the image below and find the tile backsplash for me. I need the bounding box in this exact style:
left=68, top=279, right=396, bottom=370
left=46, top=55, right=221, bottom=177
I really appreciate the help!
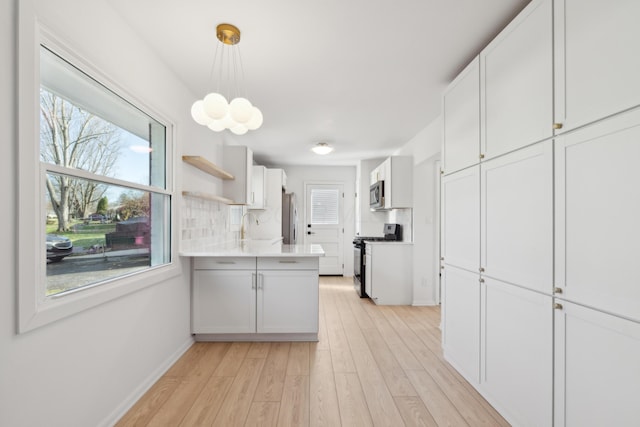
left=180, top=196, right=235, bottom=248
left=388, top=208, right=413, bottom=242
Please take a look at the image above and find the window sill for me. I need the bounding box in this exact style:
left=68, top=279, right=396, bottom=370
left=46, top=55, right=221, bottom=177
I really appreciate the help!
left=18, top=260, right=182, bottom=333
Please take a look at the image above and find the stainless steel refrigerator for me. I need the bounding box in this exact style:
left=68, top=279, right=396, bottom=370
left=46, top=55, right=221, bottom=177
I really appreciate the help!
left=282, top=192, right=298, bottom=244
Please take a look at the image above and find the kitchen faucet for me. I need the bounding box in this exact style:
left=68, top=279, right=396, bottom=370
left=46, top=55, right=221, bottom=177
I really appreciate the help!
left=240, top=212, right=259, bottom=240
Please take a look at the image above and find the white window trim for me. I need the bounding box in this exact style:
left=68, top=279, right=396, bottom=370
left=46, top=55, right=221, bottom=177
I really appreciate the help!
left=17, top=12, right=180, bottom=333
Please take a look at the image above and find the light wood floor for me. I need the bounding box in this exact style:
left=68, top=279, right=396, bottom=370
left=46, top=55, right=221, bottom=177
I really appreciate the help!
left=116, top=276, right=508, bottom=426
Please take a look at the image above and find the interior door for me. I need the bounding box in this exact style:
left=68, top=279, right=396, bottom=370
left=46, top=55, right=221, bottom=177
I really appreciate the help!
left=305, top=183, right=344, bottom=275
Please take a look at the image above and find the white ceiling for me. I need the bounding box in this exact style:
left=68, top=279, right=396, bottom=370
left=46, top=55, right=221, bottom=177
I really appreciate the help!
left=109, top=0, right=529, bottom=166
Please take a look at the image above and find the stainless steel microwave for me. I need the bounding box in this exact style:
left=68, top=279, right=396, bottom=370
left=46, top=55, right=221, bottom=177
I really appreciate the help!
left=370, top=181, right=384, bottom=209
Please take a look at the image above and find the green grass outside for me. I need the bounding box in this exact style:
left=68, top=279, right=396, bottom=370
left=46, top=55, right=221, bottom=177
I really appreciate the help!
left=46, top=221, right=116, bottom=251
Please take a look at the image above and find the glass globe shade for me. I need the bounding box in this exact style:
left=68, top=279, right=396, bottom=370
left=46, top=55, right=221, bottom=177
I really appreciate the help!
left=230, top=123, right=249, bottom=135
left=207, top=120, right=225, bottom=132
left=246, top=107, right=263, bottom=130
left=191, top=100, right=212, bottom=126
left=229, top=97, right=253, bottom=123
left=312, top=143, right=334, bottom=155
left=220, top=113, right=237, bottom=130
left=203, top=93, right=229, bottom=120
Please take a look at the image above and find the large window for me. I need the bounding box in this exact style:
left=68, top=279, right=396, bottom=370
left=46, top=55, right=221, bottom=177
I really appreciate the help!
left=40, top=46, right=171, bottom=297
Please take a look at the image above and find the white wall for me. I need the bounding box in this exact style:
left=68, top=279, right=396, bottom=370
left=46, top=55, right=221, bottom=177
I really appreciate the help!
left=278, top=165, right=356, bottom=276
left=0, top=1, right=220, bottom=425
left=395, top=118, right=442, bottom=305
left=356, top=158, right=387, bottom=236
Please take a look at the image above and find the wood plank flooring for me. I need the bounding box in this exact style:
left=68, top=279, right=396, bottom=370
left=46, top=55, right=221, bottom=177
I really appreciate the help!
left=116, top=276, right=509, bottom=427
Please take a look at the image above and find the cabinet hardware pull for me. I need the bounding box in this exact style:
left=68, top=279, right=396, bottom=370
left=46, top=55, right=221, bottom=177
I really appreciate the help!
left=553, top=123, right=563, bottom=130
left=217, top=261, right=236, bottom=264
left=440, top=265, right=444, bottom=270
left=479, top=278, right=485, bottom=283
left=440, top=257, right=444, bottom=261
left=479, top=153, right=485, bottom=159
left=554, top=303, right=563, bottom=310
left=251, top=273, right=256, bottom=290
left=278, top=260, right=297, bottom=263
left=479, top=267, right=485, bottom=272
left=554, top=287, right=563, bottom=294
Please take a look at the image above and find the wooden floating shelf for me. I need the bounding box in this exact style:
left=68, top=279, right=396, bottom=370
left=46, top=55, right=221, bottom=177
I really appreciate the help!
left=182, top=155, right=234, bottom=180
left=182, top=191, right=235, bottom=205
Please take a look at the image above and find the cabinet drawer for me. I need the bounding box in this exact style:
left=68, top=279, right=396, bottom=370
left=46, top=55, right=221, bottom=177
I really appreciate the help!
left=193, top=257, right=256, bottom=270
left=257, top=257, right=319, bottom=270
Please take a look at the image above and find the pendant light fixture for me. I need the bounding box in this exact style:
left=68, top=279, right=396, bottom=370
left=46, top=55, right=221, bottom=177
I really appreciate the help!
left=191, top=23, right=263, bottom=135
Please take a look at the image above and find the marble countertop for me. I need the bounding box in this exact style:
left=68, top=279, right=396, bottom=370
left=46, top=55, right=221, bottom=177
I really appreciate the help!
left=180, top=239, right=325, bottom=257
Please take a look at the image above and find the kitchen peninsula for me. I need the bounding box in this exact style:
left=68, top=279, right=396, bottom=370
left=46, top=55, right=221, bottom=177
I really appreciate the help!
left=181, top=240, right=325, bottom=342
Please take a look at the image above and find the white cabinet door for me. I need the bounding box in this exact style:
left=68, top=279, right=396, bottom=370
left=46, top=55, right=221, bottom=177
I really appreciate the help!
left=481, top=278, right=553, bottom=427
left=555, top=109, right=640, bottom=322
left=387, top=156, right=413, bottom=209
left=442, top=265, right=480, bottom=385
left=192, top=270, right=256, bottom=333
left=481, top=141, right=553, bottom=293
left=257, top=270, right=318, bottom=333
left=443, top=56, right=480, bottom=175
left=368, top=243, right=413, bottom=305
left=554, top=0, right=640, bottom=133
left=249, top=165, right=266, bottom=209
left=480, top=0, right=553, bottom=160
left=554, top=301, right=640, bottom=427
left=441, top=166, right=479, bottom=272
left=370, top=166, right=380, bottom=185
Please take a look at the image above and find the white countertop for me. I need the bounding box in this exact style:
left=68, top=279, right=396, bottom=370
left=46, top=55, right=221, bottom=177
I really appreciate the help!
left=180, top=239, right=325, bottom=257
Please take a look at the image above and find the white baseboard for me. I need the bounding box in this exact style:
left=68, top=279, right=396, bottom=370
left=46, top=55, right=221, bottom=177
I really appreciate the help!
left=98, top=336, right=194, bottom=427
left=412, top=299, right=438, bottom=306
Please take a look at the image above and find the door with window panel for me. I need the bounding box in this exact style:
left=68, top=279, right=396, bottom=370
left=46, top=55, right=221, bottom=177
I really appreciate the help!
left=305, top=183, right=344, bottom=275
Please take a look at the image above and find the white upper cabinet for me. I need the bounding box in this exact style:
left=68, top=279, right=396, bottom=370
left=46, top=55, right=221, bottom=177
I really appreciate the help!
left=223, top=145, right=253, bottom=205
left=441, top=166, right=479, bottom=272
left=249, top=165, right=266, bottom=209
left=442, top=57, right=480, bottom=175
left=480, top=0, right=553, bottom=160
left=481, top=140, right=553, bottom=293
left=554, top=0, right=640, bottom=133
left=555, top=109, right=640, bottom=322
left=370, top=156, right=412, bottom=209
left=383, top=156, right=412, bottom=209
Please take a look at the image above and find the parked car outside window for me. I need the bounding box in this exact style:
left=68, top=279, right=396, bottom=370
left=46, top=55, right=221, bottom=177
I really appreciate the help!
left=46, top=234, right=73, bottom=262
left=88, top=213, right=106, bottom=223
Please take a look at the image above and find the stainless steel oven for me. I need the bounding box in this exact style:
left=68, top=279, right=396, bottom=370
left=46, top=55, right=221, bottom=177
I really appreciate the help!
left=353, top=244, right=363, bottom=296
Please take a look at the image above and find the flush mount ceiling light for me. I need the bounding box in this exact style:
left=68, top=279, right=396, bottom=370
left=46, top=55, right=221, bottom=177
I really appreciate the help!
left=311, top=142, right=334, bottom=155
left=190, top=23, right=263, bottom=135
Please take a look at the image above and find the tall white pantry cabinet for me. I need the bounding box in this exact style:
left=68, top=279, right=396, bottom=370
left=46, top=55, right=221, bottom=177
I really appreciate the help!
left=441, top=1, right=640, bottom=426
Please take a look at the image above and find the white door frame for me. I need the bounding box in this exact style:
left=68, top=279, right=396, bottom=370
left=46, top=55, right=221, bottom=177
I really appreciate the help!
left=303, top=180, right=345, bottom=275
